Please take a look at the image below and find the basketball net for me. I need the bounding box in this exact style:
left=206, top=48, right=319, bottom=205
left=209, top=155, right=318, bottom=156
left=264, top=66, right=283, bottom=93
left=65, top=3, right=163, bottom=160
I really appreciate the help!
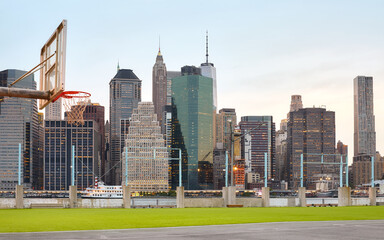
left=60, top=91, right=91, bottom=126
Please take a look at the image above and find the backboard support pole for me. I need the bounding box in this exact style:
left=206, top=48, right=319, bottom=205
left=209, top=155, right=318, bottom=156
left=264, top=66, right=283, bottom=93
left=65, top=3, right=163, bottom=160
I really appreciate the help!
left=8, top=52, right=56, bottom=87
left=0, top=87, right=51, bottom=100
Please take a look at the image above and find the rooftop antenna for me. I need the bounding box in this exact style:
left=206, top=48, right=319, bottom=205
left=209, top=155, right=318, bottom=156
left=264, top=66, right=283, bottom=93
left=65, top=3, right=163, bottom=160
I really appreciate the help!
left=158, top=35, right=161, bottom=55
left=205, top=30, right=209, bottom=63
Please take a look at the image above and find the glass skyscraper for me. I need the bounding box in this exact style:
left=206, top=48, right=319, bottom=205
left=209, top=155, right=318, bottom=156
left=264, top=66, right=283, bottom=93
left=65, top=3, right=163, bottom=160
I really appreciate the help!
left=109, top=69, right=141, bottom=185
left=0, top=69, right=38, bottom=190
left=171, top=67, right=213, bottom=190
left=239, top=116, right=276, bottom=181
left=44, top=120, right=101, bottom=190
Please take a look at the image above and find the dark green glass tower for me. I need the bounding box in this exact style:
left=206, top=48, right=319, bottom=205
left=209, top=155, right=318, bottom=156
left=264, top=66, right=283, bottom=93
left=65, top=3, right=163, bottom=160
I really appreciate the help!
left=171, top=67, right=214, bottom=190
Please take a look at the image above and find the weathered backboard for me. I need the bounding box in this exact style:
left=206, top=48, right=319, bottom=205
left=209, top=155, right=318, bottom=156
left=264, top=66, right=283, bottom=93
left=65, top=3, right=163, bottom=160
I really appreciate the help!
left=39, top=20, right=67, bottom=110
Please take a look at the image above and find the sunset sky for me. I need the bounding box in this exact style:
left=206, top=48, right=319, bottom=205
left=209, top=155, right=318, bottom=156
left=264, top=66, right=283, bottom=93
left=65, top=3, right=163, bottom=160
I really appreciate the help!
left=1, top=0, right=384, bottom=158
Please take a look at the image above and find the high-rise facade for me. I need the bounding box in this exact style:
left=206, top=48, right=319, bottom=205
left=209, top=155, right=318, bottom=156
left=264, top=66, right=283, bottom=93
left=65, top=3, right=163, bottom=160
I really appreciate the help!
left=122, top=102, right=168, bottom=191
left=164, top=71, right=181, bottom=149
left=200, top=33, right=217, bottom=149
left=45, top=99, right=62, bottom=120
left=352, top=155, right=383, bottom=186
left=276, top=125, right=288, bottom=182
left=0, top=69, right=38, bottom=190
left=152, top=49, right=167, bottom=127
left=353, top=76, right=376, bottom=157
left=33, top=112, right=44, bottom=190
left=239, top=116, right=276, bottom=182
left=171, top=66, right=214, bottom=190
left=352, top=76, right=376, bottom=187
left=290, top=95, right=303, bottom=112
left=287, top=107, right=336, bottom=189
left=109, top=69, right=141, bottom=184
left=83, top=102, right=105, bottom=180
left=200, top=32, right=217, bottom=111
left=216, top=108, right=237, bottom=151
left=336, top=140, right=348, bottom=156
left=44, top=120, right=101, bottom=190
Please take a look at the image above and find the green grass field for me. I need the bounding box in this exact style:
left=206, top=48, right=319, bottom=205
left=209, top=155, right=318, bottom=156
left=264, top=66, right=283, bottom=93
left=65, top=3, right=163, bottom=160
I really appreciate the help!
left=1, top=206, right=384, bottom=233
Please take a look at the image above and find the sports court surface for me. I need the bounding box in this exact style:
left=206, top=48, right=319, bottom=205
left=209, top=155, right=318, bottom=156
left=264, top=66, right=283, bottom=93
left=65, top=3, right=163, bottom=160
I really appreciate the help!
left=1, top=220, right=383, bottom=240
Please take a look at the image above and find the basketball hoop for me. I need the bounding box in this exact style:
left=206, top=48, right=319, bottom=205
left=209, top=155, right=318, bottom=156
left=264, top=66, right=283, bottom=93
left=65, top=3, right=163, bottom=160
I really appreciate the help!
left=56, top=91, right=91, bottom=126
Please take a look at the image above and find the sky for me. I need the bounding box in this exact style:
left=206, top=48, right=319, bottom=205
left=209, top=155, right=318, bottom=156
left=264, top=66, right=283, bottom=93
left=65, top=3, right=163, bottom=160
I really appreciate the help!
left=1, top=0, right=384, bottom=159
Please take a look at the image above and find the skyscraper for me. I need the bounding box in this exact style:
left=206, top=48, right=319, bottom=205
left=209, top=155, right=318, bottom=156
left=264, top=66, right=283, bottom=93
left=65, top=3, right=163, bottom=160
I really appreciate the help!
left=353, top=76, right=376, bottom=157
left=45, top=99, right=62, bottom=120
left=216, top=108, right=237, bottom=151
left=200, top=32, right=217, bottom=111
left=287, top=107, right=336, bottom=189
left=83, top=102, right=105, bottom=180
left=109, top=69, right=141, bottom=184
left=152, top=47, right=167, bottom=127
left=163, top=71, right=181, bottom=149
left=276, top=120, right=288, bottom=182
left=290, top=95, right=303, bottom=112
left=352, top=76, right=377, bottom=186
left=33, top=112, right=44, bottom=190
left=200, top=32, right=218, bottom=149
left=122, top=102, right=168, bottom=191
left=239, top=116, right=276, bottom=183
left=171, top=66, right=214, bottom=190
left=44, top=120, right=101, bottom=190
left=0, top=69, right=38, bottom=190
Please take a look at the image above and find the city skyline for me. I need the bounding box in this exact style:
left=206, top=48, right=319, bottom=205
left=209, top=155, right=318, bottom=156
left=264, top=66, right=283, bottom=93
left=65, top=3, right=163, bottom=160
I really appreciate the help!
left=1, top=0, right=384, bottom=158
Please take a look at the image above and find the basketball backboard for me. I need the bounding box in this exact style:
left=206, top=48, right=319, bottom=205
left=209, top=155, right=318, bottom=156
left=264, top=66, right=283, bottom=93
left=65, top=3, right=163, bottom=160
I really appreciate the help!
left=39, top=20, right=67, bottom=110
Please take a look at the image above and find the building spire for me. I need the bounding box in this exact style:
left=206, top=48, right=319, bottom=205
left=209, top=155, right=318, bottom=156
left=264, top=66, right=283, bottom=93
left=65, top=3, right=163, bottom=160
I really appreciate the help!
left=117, top=60, right=120, bottom=73
left=205, top=30, right=209, bottom=64
left=158, top=36, right=162, bottom=56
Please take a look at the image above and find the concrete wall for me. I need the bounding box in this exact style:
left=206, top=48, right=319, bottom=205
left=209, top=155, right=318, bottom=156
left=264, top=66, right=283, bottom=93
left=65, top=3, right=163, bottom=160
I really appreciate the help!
left=79, top=199, right=123, bottom=208
left=270, top=198, right=298, bottom=207
left=184, top=198, right=223, bottom=208
left=306, top=198, right=338, bottom=205
left=1, top=197, right=383, bottom=208
left=236, top=198, right=263, bottom=207
left=351, top=198, right=370, bottom=206
left=0, top=198, right=15, bottom=209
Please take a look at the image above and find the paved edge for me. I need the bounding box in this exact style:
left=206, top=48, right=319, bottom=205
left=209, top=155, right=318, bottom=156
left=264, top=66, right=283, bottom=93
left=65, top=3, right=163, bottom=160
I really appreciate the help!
left=1, top=219, right=383, bottom=235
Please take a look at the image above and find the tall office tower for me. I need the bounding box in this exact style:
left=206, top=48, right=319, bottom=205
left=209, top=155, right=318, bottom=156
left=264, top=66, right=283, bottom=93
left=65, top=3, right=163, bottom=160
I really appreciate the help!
left=287, top=107, right=336, bottom=189
left=44, top=120, right=101, bottom=190
left=352, top=155, right=383, bottom=186
left=104, top=120, right=111, bottom=183
left=276, top=123, right=288, bottom=182
left=121, top=102, right=168, bottom=191
left=0, top=70, right=38, bottom=190
left=354, top=76, right=376, bottom=157
left=166, top=71, right=181, bottom=106
left=33, top=112, right=45, bottom=190
left=213, top=143, right=226, bottom=190
left=152, top=47, right=167, bottom=127
left=239, top=116, right=276, bottom=184
left=200, top=32, right=217, bottom=148
left=200, top=32, right=217, bottom=111
left=163, top=71, right=181, bottom=149
left=336, top=140, right=348, bottom=156
left=216, top=108, right=237, bottom=150
left=109, top=69, right=141, bottom=184
left=290, top=95, right=303, bottom=112
left=171, top=66, right=214, bottom=190
left=83, top=102, right=105, bottom=180
left=45, top=99, right=62, bottom=120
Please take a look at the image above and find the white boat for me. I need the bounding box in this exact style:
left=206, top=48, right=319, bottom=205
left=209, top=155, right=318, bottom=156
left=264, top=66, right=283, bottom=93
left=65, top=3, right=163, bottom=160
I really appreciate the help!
left=81, top=178, right=123, bottom=199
